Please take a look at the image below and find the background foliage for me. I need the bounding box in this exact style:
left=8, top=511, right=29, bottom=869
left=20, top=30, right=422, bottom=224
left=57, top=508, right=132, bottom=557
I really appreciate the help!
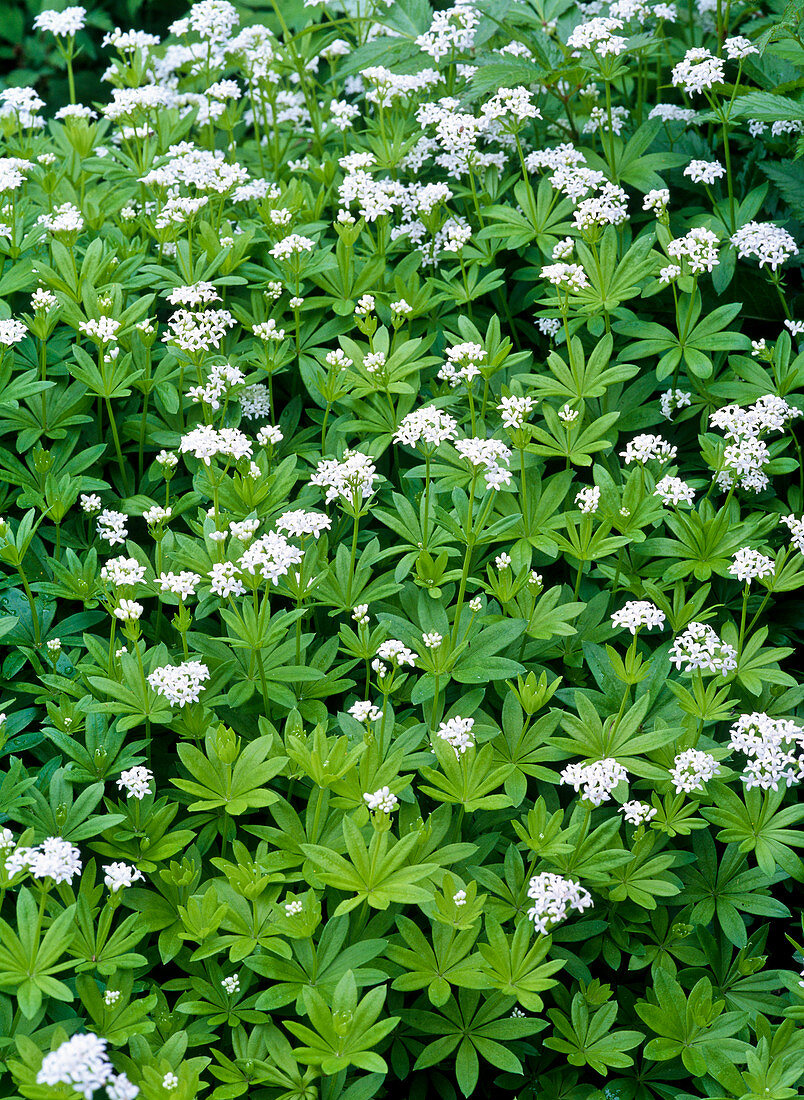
left=1, top=0, right=804, bottom=1098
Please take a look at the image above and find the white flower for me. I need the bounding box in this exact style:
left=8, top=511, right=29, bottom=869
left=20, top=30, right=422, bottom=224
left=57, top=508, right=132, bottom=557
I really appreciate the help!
left=468, top=596, right=483, bottom=613
left=498, top=395, right=535, bottom=429
left=660, top=389, right=691, bottom=419
left=107, top=1073, right=139, bottom=1100
left=364, top=787, right=398, bottom=813
left=453, top=889, right=467, bottom=906
left=560, top=758, right=628, bottom=805
left=33, top=6, right=86, bottom=35
left=179, top=426, right=252, bottom=466
left=454, top=437, right=512, bottom=491
left=15, top=836, right=82, bottom=883
left=650, top=103, right=697, bottom=123
left=724, top=35, right=758, bottom=59
left=36, top=1034, right=115, bottom=1099
left=643, top=188, right=670, bottom=215
left=730, top=222, right=798, bottom=270
left=422, top=631, right=443, bottom=649
left=729, top=712, right=804, bottom=791
left=541, top=262, right=589, bottom=291
left=238, top=533, right=302, bottom=585
left=526, top=872, right=593, bottom=934
left=669, top=622, right=737, bottom=675
left=221, top=975, right=240, bottom=994
left=667, top=227, right=720, bottom=274
left=782, top=513, right=804, bottom=555
left=103, top=861, right=144, bottom=892
left=671, top=47, right=725, bottom=94
left=495, top=552, right=512, bottom=571
left=101, top=556, right=146, bottom=588
left=377, top=640, right=417, bottom=667
left=114, top=599, right=143, bottom=622
left=611, top=601, right=666, bottom=634
left=0, top=318, right=26, bottom=346
left=37, top=202, right=84, bottom=234
left=117, top=766, right=153, bottom=800
left=147, top=661, right=210, bottom=707
left=96, top=509, right=128, bottom=546
left=436, top=715, right=475, bottom=755
left=670, top=748, right=721, bottom=793
left=349, top=700, right=382, bottom=723
left=684, top=159, right=725, bottom=185
left=728, top=547, right=775, bottom=584
left=654, top=475, right=696, bottom=506
left=156, top=571, right=200, bottom=600
left=162, top=1072, right=179, bottom=1091
left=619, top=801, right=657, bottom=825
left=273, top=510, right=330, bottom=542
left=284, top=898, right=303, bottom=916
left=104, top=990, right=122, bottom=1007
left=575, top=485, right=600, bottom=514
left=311, top=450, right=378, bottom=507
left=620, top=434, right=676, bottom=464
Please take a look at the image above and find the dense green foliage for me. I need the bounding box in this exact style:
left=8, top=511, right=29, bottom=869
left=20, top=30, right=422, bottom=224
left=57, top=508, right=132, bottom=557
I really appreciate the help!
left=1, top=1, right=804, bottom=1098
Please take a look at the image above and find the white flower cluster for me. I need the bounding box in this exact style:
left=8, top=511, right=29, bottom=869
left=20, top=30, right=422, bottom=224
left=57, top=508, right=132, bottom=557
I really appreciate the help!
left=729, top=712, right=804, bottom=791
left=730, top=221, right=798, bottom=271
left=526, top=872, right=593, bottom=935
left=101, top=556, right=146, bottom=588
left=671, top=47, right=725, bottom=94
left=363, top=787, right=398, bottom=813
left=5, top=835, right=82, bottom=883
left=37, top=1033, right=138, bottom=1100
left=438, top=341, right=486, bottom=388
left=179, top=426, right=252, bottom=466
left=498, top=395, right=536, bottom=429
left=660, top=389, right=691, bottom=419
left=610, top=601, right=666, bottom=634
left=669, top=622, right=737, bottom=675
left=560, top=758, right=628, bottom=805
left=619, top=801, right=657, bottom=826
left=710, top=395, right=801, bottom=493
left=238, top=531, right=304, bottom=584
left=575, top=485, right=600, bottom=514
left=669, top=748, right=721, bottom=793
left=311, top=450, right=378, bottom=507
left=103, top=862, right=144, bottom=892
left=394, top=407, right=458, bottom=448
left=376, top=640, right=417, bottom=668
left=684, top=159, right=725, bottom=185
left=541, top=262, right=589, bottom=291
left=117, top=766, right=153, bottom=800
left=654, top=475, right=696, bottom=506
left=147, top=660, right=210, bottom=706
left=666, top=227, right=720, bottom=275
left=162, top=308, right=236, bottom=352
left=276, top=510, right=331, bottom=540
left=416, top=4, right=479, bottom=62
left=454, top=437, right=512, bottom=491
left=33, top=6, right=87, bottom=35
left=620, top=434, right=677, bottom=464
left=349, top=700, right=382, bottom=724
left=728, top=547, right=775, bottom=585
left=781, top=514, right=804, bottom=555
left=436, top=715, right=475, bottom=755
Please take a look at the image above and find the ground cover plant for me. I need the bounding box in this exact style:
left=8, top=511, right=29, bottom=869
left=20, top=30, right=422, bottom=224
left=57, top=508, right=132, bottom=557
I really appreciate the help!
left=1, top=0, right=804, bottom=1097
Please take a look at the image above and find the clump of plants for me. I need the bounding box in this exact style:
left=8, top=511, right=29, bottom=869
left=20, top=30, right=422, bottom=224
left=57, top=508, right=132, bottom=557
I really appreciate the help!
left=1, top=0, right=804, bottom=1097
